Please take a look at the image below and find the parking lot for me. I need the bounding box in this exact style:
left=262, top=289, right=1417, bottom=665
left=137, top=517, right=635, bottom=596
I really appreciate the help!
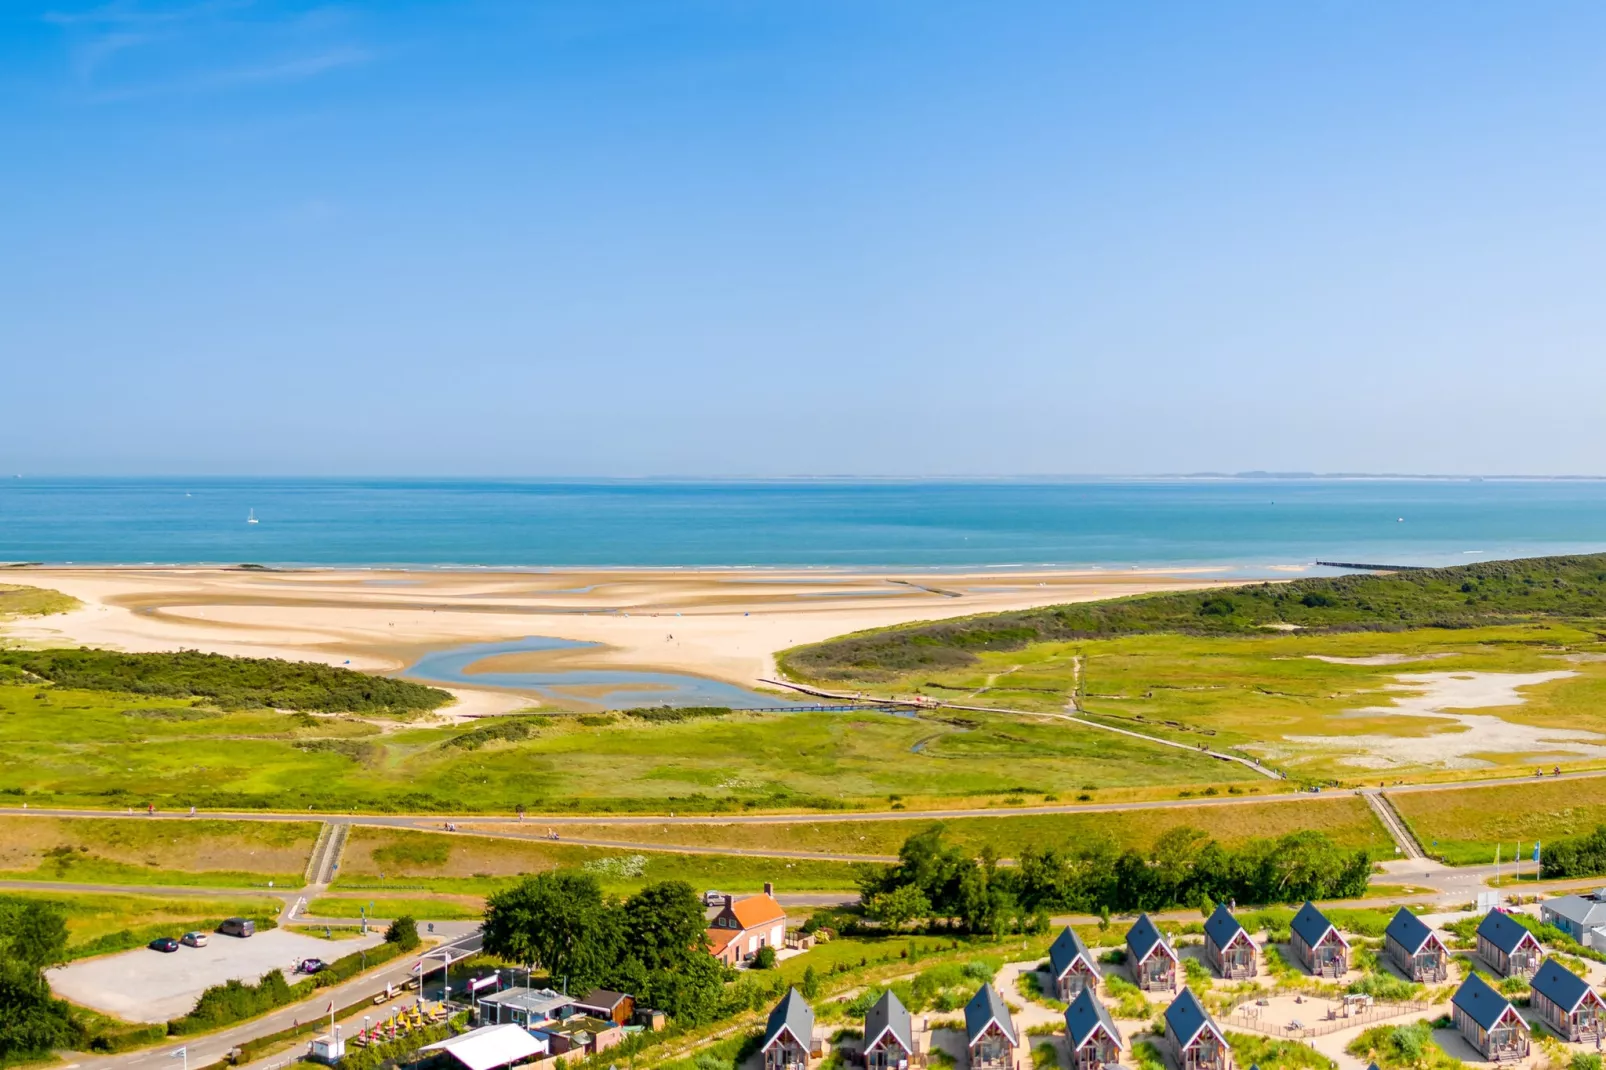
left=48, top=928, right=389, bottom=1023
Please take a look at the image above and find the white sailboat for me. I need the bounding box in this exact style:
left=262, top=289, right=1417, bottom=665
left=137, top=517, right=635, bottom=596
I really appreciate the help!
left=247, top=509, right=259, bottom=525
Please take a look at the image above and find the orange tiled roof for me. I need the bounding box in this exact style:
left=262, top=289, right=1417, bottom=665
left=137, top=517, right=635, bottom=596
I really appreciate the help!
left=706, top=927, right=738, bottom=954
left=731, top=893, right=785, bottom=929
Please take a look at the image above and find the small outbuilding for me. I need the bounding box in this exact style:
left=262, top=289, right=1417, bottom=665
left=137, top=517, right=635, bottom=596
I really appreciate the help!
left=1384, top=908, right=1448, bottom=982
left=1475, top=912, right=1543, bottom=979
left=1202, top=904, right=1257, bottom=979
left=1289, top=901, right=1349, bottom=978
left=572, top=988, right=635, bottom=1027
left=762, top=988, right=818, bottom=1070
left=1451, top=972, right=1531, bottom=1061
left=1048, top=925, right=1101, bottom=1001
left=1163, top=988, right=1229, bottom=1070
left=1064, top=988, right=1123, bottom=1070
left=1529, top=957, right=1606, bottom=1042
left=863, top=989, right=918, bottom=1070
left=1125, top=913, right=1179, bottom=993
left=964, top=983, right=1020, bottom=1070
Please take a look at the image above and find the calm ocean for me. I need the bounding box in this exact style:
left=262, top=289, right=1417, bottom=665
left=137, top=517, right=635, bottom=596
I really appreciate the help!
left=2, top=478, right=1605, bottom=571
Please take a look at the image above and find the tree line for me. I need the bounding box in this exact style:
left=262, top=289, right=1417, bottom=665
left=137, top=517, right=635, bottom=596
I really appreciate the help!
left=858, top=825, right=1372, bottom=931
left=482, top=875, right=733, bottom=1025
left=1539, top=824, right=1606, bottom=879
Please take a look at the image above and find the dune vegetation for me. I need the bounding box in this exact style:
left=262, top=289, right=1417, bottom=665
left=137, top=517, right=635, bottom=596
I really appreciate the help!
left=0, top=647, right=450, bottom=715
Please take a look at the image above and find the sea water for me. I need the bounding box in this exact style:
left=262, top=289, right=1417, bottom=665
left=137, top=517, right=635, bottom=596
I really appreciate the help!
left=2, top=477, right=1605, bottom=570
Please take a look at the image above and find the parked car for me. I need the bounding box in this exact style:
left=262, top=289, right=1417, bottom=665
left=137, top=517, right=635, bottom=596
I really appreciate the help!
left=181, top=931, right=209, bottom=947
left=297, top=957, right=328, bottom=974
left=149, top=937, right=180, bottom=953
left=703, top=890, right=726, bottom=906
left=217, top=917, right=255, bottom=938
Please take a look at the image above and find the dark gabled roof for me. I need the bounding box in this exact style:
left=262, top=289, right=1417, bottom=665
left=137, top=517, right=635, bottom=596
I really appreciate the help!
left=575, top=989, right=629, bottom=1011
left=1452, top=972, right=1521, bottom=1032
left=865, top=990, right=913, bottom=1055
left=1530, top=957, right=1598, bottom=1014
left=965, top=983, right=1018, bottom=1047
left=1476, top=911, right=1541, bottom=956
left=1065, top=988, right=1122, bottom=1051
left=762, top=988, right=814, bottom=1051
left=1126, top=913, right=1175, bottom=964
left=1049, top=926, right=1098, bottom=979
left=1164, top=988, right=1221, bottom=1050
left=1385, top=908, right=1441, bottom=955
left=1290, top=901, right=1345, bottom=951
left=1204, top=904, right=1250, bottom=951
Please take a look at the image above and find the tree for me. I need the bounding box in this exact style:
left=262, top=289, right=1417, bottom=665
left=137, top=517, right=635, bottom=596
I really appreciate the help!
left=620, top=881, right=709, bottom=971
left=482, top=872, right=622, bottom=993
left=800, top=965, right=820, bottom=1000
left=866, top=885, right=930, bottom=931
left=384, top=916, right=420, bottom=951
left=616, top=881, right=725, bottom=1024
left=752, top=946, right=777, bottom=969
left=0, top=899, right=68, bottom=971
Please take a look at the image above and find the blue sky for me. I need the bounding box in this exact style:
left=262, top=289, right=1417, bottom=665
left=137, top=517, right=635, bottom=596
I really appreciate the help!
left=3, top=1, right=1604, bottom=476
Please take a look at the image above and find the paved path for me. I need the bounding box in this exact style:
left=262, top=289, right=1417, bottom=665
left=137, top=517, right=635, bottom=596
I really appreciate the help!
left=1360, top=790, right=1424, bottom=859
left=62, top=925, right=481, bottom=1070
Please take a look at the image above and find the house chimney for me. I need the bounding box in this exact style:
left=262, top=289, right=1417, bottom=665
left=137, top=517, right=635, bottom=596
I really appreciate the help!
left=725, top=894, right=734, bottom=909
left=764, top=882, right=774, bottom=896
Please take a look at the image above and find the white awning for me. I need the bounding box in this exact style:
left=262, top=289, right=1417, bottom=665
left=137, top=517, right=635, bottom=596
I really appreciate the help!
left=422, top=1024, right=548, bottom=1070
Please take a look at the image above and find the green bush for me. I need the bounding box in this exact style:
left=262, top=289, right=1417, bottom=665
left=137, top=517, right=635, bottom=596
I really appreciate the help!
left=752, top=945, right=777, bottom=969
left=385, top=916, right=420, bottom=951
left=622, top=706, right=733, bottom=723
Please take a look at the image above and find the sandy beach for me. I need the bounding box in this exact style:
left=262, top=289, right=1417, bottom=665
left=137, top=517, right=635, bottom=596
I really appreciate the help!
left=2, top=566, right=1229, bottom=716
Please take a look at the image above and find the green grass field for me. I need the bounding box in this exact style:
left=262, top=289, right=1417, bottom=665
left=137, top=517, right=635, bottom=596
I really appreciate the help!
left=0, top=815, right=316, bottom=887
left=785, top=623, right=1606, bottom=781
left=0, top=679, right=1252, bottom=812
left=541, top=794, right=1389, bottom=858
left=1387, top=778, right=1606, bottom=865
left=333, top=826, right=868, bottom=894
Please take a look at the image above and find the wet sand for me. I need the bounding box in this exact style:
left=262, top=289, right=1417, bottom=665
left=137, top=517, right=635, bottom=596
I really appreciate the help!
left=2, top=566, right=1230, bottom=715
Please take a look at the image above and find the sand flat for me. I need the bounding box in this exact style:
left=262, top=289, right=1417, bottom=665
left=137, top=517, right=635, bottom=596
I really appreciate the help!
left=1, top=566, right=1228, bottom=716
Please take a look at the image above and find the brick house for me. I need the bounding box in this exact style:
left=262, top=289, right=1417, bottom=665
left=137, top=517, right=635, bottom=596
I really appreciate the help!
left=707, top=885, right=788, bottom=966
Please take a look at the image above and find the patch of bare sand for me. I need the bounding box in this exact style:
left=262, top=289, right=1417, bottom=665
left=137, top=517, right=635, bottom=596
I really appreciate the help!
left=1305, top=653, right=1456, bottom=666
left=1, top=567, right=1230, bottom=716
left=1283, top=669, right=1606, bottom=770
